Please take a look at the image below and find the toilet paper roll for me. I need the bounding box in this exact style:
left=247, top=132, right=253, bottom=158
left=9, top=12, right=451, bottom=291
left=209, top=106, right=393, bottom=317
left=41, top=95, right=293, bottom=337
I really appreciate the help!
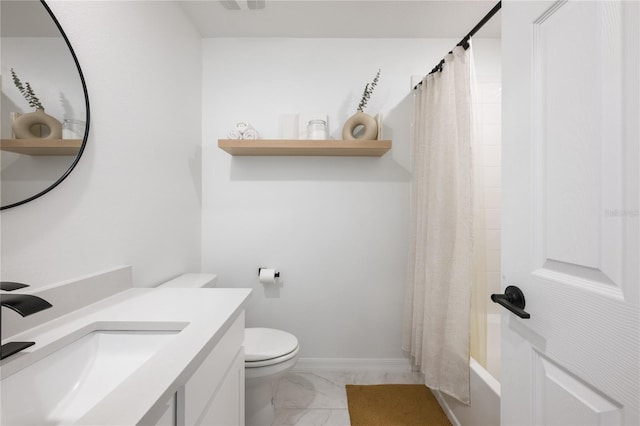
left=259, top=268, right=277, bottom=285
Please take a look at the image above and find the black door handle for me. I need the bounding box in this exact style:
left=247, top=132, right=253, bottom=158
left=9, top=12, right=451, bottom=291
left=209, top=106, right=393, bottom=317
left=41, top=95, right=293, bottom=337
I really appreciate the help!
left=491, top=285, right=530, bottom=319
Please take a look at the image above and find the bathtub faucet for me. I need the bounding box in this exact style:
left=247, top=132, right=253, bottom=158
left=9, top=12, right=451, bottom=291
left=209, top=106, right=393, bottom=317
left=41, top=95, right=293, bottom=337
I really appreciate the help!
left=1, top=284, right=53, bottom=360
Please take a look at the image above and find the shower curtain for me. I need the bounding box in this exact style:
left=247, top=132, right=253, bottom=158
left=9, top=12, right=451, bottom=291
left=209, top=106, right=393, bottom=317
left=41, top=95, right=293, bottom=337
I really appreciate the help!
left=402, top=44, right=484, bottom=405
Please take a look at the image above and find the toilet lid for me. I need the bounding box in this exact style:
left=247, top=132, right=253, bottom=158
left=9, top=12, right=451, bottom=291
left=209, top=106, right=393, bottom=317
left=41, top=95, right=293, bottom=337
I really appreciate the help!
left=244, top=328, right=299, bottom=362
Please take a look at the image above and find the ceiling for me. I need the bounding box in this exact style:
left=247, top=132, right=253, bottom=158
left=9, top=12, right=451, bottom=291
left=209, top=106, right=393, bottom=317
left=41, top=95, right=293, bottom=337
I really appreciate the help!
left=179, top=1, right=502, bottom=39
left=1, top=1, right=502, bottom=40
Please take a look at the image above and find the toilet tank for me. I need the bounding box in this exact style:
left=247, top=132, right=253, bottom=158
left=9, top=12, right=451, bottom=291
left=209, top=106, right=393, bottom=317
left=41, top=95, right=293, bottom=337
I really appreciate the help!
left=156, top=273, right=218, bottom=289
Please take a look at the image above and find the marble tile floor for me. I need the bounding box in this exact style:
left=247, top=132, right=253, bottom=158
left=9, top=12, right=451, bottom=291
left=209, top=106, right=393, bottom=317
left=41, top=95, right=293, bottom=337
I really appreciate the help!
left=271, top=369, right=425, bottom=426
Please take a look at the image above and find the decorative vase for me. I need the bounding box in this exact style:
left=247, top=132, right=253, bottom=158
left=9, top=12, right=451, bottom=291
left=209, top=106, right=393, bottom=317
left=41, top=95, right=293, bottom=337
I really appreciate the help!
left=342, top=111, right=378, bottom=140
left=12, top=108, right=62, bottom=139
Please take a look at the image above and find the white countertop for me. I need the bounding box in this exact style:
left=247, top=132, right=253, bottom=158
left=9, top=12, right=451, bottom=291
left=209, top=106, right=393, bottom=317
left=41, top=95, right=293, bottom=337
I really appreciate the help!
left=0, top=287, right=252, bottom=425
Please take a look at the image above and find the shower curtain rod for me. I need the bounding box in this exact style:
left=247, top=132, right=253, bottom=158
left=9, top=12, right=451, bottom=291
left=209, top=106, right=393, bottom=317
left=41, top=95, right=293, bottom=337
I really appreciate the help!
left=413, top=1, right=502, bottom=90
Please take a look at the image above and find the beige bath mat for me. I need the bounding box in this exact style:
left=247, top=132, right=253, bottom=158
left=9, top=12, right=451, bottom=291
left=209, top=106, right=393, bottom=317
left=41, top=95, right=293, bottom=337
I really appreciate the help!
left=346, top=384, right=451, bottom=426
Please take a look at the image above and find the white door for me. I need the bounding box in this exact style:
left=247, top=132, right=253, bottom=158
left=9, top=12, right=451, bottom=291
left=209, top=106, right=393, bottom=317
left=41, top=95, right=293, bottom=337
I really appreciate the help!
left=501, top=1, right=639, bottom=425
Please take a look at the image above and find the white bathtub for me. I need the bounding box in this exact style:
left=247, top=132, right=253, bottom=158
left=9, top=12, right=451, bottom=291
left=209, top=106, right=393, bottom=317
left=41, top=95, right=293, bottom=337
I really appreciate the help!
left=434, top=314, right=501, bottom=426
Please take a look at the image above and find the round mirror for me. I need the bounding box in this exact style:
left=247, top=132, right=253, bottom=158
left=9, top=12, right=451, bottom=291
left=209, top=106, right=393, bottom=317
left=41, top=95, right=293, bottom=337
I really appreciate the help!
left=1, top=0, right=89, bottom=210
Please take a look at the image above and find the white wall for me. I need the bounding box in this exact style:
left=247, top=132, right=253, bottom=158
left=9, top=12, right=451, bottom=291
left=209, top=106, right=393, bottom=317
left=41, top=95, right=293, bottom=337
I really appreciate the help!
left=202, top=38, right=501, bottom=359
left=0, top=2, right=202, bottom=290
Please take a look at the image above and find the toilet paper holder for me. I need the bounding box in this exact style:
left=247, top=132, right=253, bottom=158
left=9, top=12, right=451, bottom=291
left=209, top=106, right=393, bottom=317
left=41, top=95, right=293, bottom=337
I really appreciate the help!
left=258, top=268, right=280, bottom=278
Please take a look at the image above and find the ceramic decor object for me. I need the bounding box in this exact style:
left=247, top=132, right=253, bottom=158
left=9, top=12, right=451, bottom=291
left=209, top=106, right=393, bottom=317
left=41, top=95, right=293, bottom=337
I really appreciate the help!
left=342, top=111, right=378, bottom=140
left=12, top=108, right=62, bottom=139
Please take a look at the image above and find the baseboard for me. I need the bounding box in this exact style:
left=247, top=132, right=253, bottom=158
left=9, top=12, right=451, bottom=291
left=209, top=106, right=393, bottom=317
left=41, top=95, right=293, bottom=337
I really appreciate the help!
left=293, top=357, right=413, bottom=372
left=432, top=390, right=462, bottom=426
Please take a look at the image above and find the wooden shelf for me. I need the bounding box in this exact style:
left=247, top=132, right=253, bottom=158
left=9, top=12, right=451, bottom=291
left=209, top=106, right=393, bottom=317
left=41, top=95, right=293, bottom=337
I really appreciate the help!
left=0, top=139, right=83, bottom=156
left=218, top=139, right=391, bottom=157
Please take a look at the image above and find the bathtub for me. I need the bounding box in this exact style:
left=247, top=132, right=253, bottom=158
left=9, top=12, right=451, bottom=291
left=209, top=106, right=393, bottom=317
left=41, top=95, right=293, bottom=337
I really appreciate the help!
left=433, top=314, right=501, bottom=426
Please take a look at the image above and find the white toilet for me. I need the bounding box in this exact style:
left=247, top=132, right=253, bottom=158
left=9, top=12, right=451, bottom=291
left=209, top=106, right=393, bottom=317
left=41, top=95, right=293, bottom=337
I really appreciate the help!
left=157, top=273, right=299, bottom=426
left=244, top=327, right=299, bottom=425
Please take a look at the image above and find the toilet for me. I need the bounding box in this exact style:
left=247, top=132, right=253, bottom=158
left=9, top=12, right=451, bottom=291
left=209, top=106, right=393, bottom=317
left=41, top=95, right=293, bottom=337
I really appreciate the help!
left=244, top=327, right=299, bottom=425
left=156, top=273, right=299, bottom=426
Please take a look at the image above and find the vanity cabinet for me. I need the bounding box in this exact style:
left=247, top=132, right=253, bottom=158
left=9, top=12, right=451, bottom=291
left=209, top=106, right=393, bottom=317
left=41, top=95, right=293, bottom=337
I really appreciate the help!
left=154, top=312, right=245, bottom=426
left=155, top=394, right=178, bottom=426
left=189, top=350, right=244, bottom=425
left=183, top=312, right=245, bottom=425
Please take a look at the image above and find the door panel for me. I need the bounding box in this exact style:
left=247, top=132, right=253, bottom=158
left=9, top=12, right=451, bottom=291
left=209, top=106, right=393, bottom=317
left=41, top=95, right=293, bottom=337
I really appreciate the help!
left=502, top=1, right=639, bottom=424
left=533, top=0, right=626, bottom=294
left=538, top=1, right=603, bottom=270
left=532, top=351, right=622, bottom=426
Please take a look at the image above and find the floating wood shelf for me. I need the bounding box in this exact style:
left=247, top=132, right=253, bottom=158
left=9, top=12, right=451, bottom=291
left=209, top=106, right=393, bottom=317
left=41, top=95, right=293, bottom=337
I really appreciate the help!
left=218, top=139, right=392, bottom=157
left=0, top=139, right=83, bottom=156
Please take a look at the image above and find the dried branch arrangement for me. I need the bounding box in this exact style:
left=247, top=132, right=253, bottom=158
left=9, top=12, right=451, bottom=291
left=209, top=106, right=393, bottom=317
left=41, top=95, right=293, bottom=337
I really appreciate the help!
left=11, top=68, right=44, bottom=110
left=357, top=69, right=381, bottom=112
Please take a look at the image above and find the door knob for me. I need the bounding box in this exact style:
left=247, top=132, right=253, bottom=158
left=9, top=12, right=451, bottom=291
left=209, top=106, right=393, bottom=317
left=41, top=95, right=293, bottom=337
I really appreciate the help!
left=491, top=285, right=530, bottom=319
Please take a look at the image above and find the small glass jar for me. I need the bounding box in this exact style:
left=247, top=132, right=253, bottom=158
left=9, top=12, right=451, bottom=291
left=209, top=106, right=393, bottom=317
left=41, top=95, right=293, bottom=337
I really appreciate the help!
left=306, top=119, right=328, bottom=140
left=62, top=119, right=86, bottom=139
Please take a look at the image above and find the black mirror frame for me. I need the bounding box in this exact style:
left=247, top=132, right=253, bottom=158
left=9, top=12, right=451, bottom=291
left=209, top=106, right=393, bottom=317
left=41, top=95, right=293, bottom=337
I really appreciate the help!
left=1, top=0, right=90, bottom=211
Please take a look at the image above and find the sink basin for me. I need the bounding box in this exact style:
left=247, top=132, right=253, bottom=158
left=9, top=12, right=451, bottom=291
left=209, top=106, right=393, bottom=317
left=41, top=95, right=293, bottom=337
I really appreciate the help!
left=1, top=328, right=180, bottom=425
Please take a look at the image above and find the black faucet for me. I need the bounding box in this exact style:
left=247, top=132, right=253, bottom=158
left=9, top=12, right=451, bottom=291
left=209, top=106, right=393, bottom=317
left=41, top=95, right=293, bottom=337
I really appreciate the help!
left=1, top=284, right=53, bottom=360
left=0, top=282, right=29, bottom=292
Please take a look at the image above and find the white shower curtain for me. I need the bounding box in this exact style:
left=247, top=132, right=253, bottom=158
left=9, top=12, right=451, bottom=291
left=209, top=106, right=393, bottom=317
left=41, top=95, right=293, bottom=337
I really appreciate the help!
left=402, top=45, right=477, bottom=405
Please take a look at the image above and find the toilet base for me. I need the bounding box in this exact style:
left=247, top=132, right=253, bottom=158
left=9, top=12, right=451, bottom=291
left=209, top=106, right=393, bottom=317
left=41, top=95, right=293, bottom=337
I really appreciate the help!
left=244, top=355, right=298, bottom=426
left=245, top=376, right=277, bottom=426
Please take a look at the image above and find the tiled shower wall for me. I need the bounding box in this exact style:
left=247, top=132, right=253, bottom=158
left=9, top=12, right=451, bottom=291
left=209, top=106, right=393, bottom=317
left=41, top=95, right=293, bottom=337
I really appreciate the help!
left=476, top=75, right=502, bottom=314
